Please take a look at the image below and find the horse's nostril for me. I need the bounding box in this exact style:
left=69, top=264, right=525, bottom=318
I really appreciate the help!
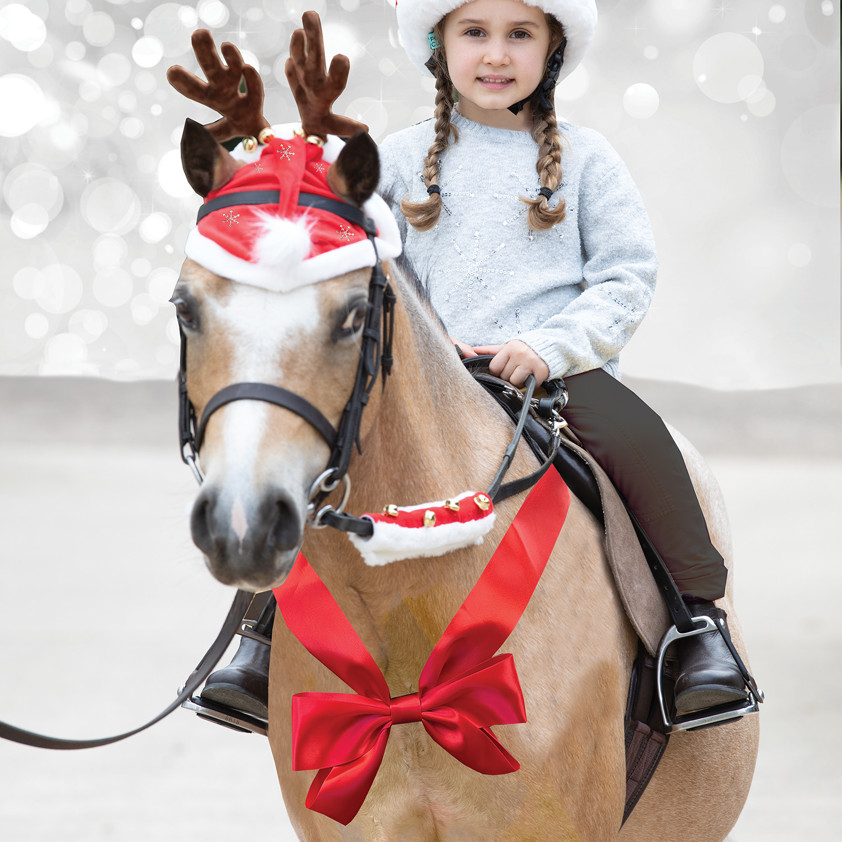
left=190, top=490, right=214, bottom=555
left=265, top=493, right=301, bottom=554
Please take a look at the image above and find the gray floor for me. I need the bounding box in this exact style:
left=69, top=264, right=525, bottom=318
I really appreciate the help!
left=0, top=441, right=839, bottom=840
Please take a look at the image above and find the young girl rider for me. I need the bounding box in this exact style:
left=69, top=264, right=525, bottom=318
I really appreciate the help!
left=374, top=0, right=748, bottom=720
left=199, top=0, right=749, bottom=725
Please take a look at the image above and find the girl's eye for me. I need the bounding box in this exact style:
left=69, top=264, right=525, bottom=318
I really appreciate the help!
left=339, top=303, right=367, bottom=337
left=465, top=28, right=485, bottom=37
left=511, top=30, right=531, bottom=39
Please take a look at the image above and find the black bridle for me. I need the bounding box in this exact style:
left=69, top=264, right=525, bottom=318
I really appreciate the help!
left=179, top=191, right=397, bottom=537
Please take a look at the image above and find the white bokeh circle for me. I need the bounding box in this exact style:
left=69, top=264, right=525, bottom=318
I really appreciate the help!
left=83, top=11, right=115, bottom=47
left=157, top=149, right=194, bottom=199
left=623, top=83, right=660, bottom=119
left=36, top=264, right=84, bottom=314
left=3, top=163, right=63, bottom=217
left=24, top=313, right=50, bottom=339
left=693, top=33, right=764, bottom=104
left=11, top=204, right=50, bottom=239
left=0, top=74, right=45, bottom=137
left=98, top=53, right=132, bottom=88
left=132, top=36, right=164, bottom=68
left=0, top=4, right=47, bottom=52
left=81, top=178, right=142, bottom=235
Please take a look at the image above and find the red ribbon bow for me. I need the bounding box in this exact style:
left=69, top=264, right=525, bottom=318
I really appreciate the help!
left=274, top=469, right=569, bottom=825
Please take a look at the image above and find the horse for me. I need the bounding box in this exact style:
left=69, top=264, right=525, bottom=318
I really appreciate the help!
left=169, top=24, right=758, bottom=841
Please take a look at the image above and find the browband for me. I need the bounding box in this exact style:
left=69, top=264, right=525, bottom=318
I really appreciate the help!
left=197, top=191, right=377, bottom=238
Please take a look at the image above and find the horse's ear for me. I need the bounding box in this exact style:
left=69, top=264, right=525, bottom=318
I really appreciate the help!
left=327, top=131, right=380, bottom=208
left=180, top=117, right=244, bottom=198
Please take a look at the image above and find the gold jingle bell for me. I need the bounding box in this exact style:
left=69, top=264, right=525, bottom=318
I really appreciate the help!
left=383, top=504, right=399, bottom=517
left=423, top=510, right=436, bottom=527
left=258, top=127, right=276, bottom=145
left=473, top=494, right=491, bottom=512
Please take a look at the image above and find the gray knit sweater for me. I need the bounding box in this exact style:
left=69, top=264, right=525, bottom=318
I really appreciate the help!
left=377, top=110, right=658, bottom=380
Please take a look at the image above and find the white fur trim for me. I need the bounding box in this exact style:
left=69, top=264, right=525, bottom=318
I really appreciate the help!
left=395, top=0, right=597, bottom=81
left=185, top=227, right=387, bottom=292
left=347, top=491, right=497, bottom=567
left=349, top=513, right=496, bottom=566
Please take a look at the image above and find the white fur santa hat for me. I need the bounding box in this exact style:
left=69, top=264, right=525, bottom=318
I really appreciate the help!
left=184, top=124, right=402, bottom=293
left=394, top=0, right=598, bottom=82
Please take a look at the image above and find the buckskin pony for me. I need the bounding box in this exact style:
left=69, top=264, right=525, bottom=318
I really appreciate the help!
left=167, top=18, right=758, bottom=841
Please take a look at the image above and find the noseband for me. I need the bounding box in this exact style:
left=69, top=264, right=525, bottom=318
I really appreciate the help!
left=178, top=192, right=396, bottom=537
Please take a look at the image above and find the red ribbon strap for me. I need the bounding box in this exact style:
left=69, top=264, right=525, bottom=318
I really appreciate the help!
left=273, top=469, right=570, bottom=825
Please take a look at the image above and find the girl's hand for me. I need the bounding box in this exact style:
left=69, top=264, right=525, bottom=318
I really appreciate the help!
left=449, top=336, right=478, bottom=359
left=473, top=340, right=550, bottom=388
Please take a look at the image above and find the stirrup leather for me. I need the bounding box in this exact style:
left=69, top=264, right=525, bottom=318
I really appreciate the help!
left=655, top=615, right=764, bottom=733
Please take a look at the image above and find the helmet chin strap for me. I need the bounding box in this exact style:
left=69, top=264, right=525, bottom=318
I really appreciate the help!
left=508, top=38, right=567, bottom=116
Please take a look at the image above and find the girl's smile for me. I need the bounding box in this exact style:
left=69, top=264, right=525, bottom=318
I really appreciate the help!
left=442, top=0, right=552, bottom=129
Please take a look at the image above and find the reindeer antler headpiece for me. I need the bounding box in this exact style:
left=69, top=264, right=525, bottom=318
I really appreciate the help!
left=167, top=14, right=400, bottom=292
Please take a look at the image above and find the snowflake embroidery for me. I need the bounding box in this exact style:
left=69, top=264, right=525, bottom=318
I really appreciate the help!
left=222, top=210, right=240, bottom=227
left=275, top=143, right=294, bottom=161
left=337, top=224, right=355, bottom=242
left=443, top=229, right=508, bottom=311
left=312, top=161, right=328, bottom=175
left=253, top=160, right=264, bottom=173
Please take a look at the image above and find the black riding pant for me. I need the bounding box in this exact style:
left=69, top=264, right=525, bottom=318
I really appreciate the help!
left=562, top=368, right=727, bottom=602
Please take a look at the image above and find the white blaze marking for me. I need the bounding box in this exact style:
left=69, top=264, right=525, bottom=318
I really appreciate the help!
left=208, top=283, right=321, bottom=507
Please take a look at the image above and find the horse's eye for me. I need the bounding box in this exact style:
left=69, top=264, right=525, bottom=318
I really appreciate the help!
left=172, top=297, right=198, bottom=330
left=338, top=302, right=367, bottom=338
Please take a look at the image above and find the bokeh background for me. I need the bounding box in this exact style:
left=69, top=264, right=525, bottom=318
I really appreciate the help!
left=0, top=0, right=838, bottom=388
left=0, top=2, right=840, bottom=841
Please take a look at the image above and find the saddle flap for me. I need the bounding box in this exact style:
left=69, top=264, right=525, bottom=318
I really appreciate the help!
left=557, top=435, right=671, bottom=656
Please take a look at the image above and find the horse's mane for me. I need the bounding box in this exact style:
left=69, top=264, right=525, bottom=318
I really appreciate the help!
left=379, top=189, right=450, bottom=338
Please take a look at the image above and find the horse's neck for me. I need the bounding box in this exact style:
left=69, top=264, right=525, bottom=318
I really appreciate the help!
left=354, top=274, right=516, bottom=511
left=299, top=272, right=535, bottom=679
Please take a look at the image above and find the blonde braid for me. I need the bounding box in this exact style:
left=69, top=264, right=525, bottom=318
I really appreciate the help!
left=400, top=30, right=458, bottom=232
left=521, top=102, right=566, bottom=231
left=520, top=16, right=567, bottom=231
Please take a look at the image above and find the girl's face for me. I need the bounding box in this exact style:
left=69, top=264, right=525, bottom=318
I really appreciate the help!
left=442, top=0, right=552, bottom=129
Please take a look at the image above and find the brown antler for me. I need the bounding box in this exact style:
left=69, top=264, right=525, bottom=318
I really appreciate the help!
left=285, top=11, right=368, bottom=140
left=167, top=30, right=270, bottom=142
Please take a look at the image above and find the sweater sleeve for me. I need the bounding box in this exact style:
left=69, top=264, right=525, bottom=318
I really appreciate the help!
left=518, top=145, right=658, bottom=380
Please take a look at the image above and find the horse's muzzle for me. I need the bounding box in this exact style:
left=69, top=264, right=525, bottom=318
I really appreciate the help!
left=190, top=483, right=302, bottom=591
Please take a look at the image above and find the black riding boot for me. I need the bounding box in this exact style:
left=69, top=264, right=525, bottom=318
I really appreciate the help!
left=673, top=601, right=748, bottom=715
left=200, top=596, right=275, bottom=720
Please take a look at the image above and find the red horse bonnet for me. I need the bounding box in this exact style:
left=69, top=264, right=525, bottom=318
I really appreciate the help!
left=184, top=126, right=402, bottom=291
